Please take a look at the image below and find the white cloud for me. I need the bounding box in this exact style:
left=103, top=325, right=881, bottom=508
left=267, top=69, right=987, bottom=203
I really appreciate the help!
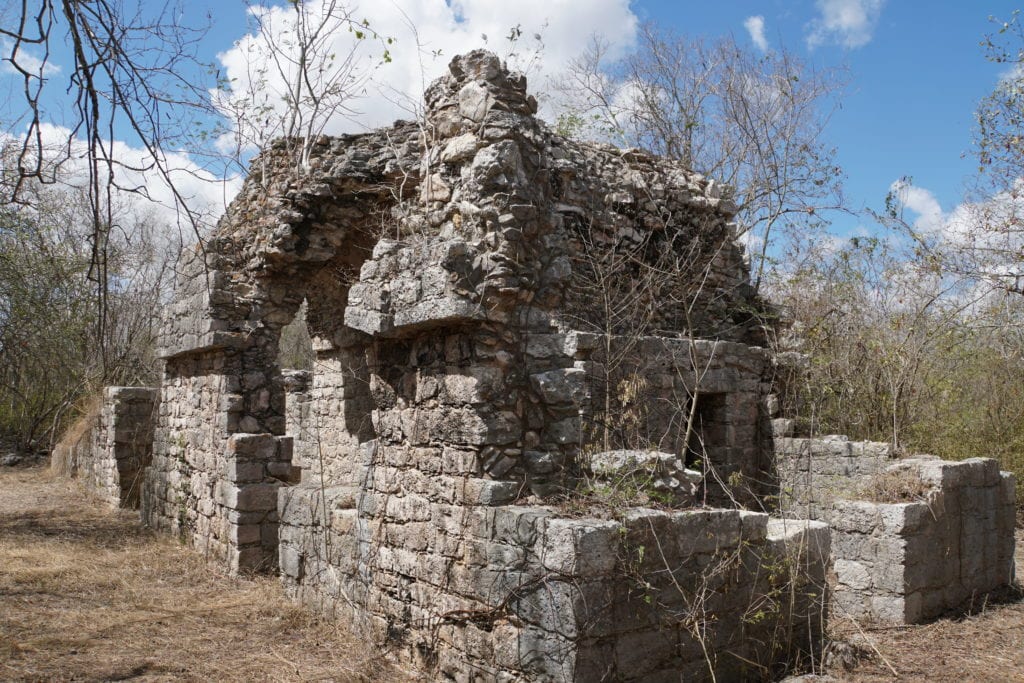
left=889, top=177, right=1022, bottom=251
left=8, top=123, right=242, bottom=238
left=890, top=178, right=944, bottom=234
left=806, top=0, right=885, bottom=49
left=743, top=16, right=768, bottom=53
left=0, top=40, right=61, bottom=77
left=214, top=0, right=639, bottom=150
left=890, top=177, right=1024, bottom=294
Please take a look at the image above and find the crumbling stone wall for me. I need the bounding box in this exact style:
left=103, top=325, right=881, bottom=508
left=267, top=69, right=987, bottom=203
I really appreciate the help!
left=50, top=386, right=156, bottom=508
left=137, top=49, right=813, bottom=679
left=144, top=49, right=768, bottom=563
left=115, top=45, right=1021, bottom=678
left=279, top=492, right=829, bottom=681
left=50, top=407, right=99, bottom=479
left=43, top=43, right=1016, bottom=679
left=776, top=436, right=1016, bottom=623
left=578, top=336, right=774, bottom=505
left=282, top=370, right=314, bottom=476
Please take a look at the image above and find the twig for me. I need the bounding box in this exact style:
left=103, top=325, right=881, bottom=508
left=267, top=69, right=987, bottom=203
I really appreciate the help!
left=842, top=613, right=899, bottom=679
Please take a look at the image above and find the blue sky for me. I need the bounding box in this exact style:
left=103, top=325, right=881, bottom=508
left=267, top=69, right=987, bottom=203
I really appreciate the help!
left=637, top=1, right=1021, bottom=234
left=2, top=0, right=1020, bottom=238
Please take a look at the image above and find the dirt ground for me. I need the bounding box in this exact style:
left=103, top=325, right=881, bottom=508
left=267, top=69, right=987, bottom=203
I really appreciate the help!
left=0, top=465, right=399, bottom=682
left=1, top=464, right=1021, bottom=682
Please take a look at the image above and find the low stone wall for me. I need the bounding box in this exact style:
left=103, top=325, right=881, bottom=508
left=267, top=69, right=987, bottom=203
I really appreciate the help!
left=777, top=437, right=1016, bottom=624
left=50, top=406, right=100, bottom=478
left=775, top=435, right=894, bottom=518
left=830, top=458, right=1016, bottom=623
left=51, top=387, right=157, bottom=508
left=279, top=486, right=830, bottom=681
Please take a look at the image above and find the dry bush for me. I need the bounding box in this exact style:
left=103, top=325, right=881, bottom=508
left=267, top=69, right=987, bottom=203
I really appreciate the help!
left=0, top=466, right=401, bottom=682
left=48, top=393, right=103, bottom=477
left=853, top=466, right=932, bottom=504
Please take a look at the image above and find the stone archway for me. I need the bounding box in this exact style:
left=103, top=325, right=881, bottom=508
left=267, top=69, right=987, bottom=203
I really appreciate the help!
left=137, top=51, right=810, bottom=679
left=142, top=123, right=422, bottom=572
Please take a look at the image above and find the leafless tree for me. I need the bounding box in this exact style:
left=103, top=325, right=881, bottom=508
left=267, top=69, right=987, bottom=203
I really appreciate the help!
left=894, top=13, right=1024, bottom=302
left=554, top=27, right=847, bottom=291
left=1, top=0, right=395, bottom=372
left=214, top=0, right=393, bottom=175
left=0, top=166, right=173, bottom=452
left=0, top=0, right=222, bottom=366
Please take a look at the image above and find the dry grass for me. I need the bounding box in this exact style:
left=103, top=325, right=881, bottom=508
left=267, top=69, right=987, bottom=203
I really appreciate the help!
left=853, top=466, right=932, bottom=504
left=826, top=529, right=1024, bottom=682
left=49, top=395, right=102, bottom=477
left=0, top=466, right=401, bottom=682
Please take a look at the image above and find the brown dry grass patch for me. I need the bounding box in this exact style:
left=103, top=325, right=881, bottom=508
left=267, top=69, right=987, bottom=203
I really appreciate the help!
left=853, top=466, right=932, bottom=504
left=49, top=394, right=102, bottom=477
left=0, top=466, right=401, bottom=682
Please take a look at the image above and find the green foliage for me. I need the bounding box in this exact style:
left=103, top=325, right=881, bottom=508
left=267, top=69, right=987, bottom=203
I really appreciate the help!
left=0, top=201, right=97, bottom=452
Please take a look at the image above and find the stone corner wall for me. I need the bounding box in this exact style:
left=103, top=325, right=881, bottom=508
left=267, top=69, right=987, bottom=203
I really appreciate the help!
left=51, top=386, right=158, bottom=508
left=278, top=488, right=831, bottom=682
left=774, top=435, right=895, bottom=518
left=774, top=434, right=1016, bottom=624
left=142, top=395, right=296, bottom=573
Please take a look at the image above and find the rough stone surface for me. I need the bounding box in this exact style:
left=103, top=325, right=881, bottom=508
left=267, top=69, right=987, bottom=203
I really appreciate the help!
left=588, top=450, right=702, bottom=505
left=777, top=437, right=1016, bottom=624
left=51, top=387, right=157, bottom=508
left=42, top=47, right=1019, bottom=682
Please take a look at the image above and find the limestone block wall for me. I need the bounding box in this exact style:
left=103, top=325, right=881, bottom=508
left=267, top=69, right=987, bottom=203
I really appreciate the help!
left=776, top=439, right=1016, bottom=624
left=279, top=487, right=830, bottom=682
left=141, top=47, right=774, bottom=579
left=280, top=330, right=775, bottom=511
left=50, top=406, right=101, bottom=478
left=829, top=458, right=1015, bottom=623
left=301, top=345, right=376, bottom=486
left=51, top=386, right=157, bottom=508
left=273, top=319, right=813, bottom=679
left=776, top=436, right=895, bottom=517
left=142, top=351, right=295, bottom=572
left=155, top=255, right=240, bottom=360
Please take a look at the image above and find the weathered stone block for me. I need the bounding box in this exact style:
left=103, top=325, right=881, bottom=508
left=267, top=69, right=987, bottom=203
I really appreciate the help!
left=539, top=518, right=620, bottom=575
left=231, top=483, right=281, bottom=512
left=529, top=368, right=587, bottom=406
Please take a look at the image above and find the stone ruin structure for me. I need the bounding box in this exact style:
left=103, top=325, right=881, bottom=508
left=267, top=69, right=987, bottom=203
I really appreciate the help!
left=52, top=51, right=1016, bottom=681
left=51, top=386, right=157, bottom=508
left=776, top=437, right=1015, bottom=624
